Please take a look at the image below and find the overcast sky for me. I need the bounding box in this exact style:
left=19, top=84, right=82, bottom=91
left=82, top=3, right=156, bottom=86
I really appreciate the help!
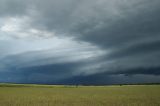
left=0, top=0, right=160, bottom=84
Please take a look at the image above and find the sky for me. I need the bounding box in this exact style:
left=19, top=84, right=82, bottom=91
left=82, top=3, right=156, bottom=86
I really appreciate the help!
left=0, top=0, right=160, bottom=85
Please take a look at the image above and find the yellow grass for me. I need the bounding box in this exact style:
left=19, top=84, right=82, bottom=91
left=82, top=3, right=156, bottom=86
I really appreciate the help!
left=0, top=84, right=160, bottom=106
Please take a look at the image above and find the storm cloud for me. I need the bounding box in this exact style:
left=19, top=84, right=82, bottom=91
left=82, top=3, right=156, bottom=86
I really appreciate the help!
left=0, top=0, right=160, bottom=84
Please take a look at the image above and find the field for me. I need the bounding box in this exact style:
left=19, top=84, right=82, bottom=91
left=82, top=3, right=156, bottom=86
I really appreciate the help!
left=0, top=84, right=160, bottom=106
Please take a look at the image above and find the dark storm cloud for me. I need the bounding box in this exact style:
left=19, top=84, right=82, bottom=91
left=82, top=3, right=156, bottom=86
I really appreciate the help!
left=59, top=74, right=160, bottom=85
left=27, top=0, right=160, bottom=75
left=0, top=0, right=160, bottom=84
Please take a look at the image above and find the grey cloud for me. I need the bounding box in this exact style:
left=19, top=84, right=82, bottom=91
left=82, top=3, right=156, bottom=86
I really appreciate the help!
left=0, top=0, right=160, bottom=84
left=0, top=0, right=31, bottom=17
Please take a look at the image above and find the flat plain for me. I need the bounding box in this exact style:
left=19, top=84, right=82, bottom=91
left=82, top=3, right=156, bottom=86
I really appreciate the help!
left=0, top=84, right=160, bottom=106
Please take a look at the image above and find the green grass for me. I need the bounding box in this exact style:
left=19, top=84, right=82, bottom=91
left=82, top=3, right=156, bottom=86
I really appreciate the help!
left=0, top=84, right=160, bottom=106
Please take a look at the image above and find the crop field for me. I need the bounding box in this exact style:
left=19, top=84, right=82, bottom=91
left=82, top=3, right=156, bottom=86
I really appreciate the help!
left=0, top=84, right=160, bottom=106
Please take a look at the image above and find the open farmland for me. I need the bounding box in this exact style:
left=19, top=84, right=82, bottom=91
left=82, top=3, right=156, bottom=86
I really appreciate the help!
left=0, top=84, right=160, bottom=106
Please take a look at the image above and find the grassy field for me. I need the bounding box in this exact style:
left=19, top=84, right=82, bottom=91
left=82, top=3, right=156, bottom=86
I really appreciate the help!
left=0, top=84, right=160, bottom=106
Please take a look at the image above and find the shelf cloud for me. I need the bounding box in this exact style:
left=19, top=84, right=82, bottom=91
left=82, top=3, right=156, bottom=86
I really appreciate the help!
left=0, top=0, right=160, bottom=84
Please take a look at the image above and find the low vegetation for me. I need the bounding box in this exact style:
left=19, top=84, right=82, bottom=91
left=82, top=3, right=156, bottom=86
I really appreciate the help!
left=0, top=84, right=160, bottom=106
